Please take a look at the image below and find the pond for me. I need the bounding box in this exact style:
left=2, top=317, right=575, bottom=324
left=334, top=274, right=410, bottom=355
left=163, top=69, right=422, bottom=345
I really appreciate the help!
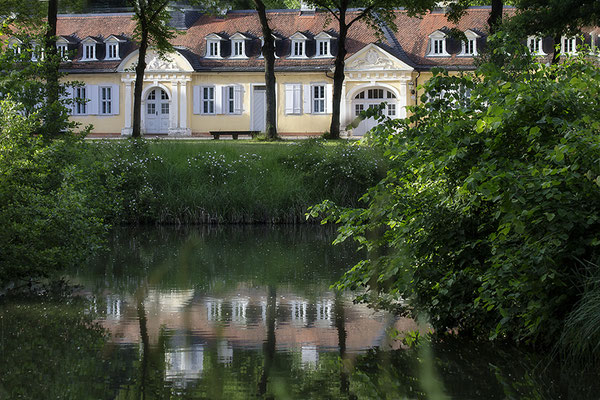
left=0, top=226, right=598, bottom=399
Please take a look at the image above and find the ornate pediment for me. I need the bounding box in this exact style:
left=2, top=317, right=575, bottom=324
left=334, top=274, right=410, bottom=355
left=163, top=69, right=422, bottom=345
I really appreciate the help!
left=349, top=49, right=394, bottom=70
left=146, top=54, right=179, bottom=72
left=345, top=44, right=413, bottom=72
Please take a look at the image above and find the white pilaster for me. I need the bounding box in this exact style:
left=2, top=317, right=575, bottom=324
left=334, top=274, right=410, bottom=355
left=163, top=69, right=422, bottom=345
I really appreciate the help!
left=179, top=81, right=187, bottom=129
left=121, top=79, right=133, bottom=136
left=169, top=81, right=179, bottom=131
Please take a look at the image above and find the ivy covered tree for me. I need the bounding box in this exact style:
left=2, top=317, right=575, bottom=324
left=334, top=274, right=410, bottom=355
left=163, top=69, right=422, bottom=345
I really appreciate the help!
left=311, top=45, right=600, bottom=348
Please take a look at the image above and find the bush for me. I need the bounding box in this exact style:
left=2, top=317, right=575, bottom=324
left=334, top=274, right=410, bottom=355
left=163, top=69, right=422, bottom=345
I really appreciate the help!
left=0, top=101, right=106, bottom=289
left=312, top=50, right=600, bottom=348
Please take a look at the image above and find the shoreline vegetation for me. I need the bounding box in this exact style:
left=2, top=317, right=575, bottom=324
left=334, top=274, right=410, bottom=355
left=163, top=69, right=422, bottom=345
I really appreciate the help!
left=82, top=138, right=387, bottom=224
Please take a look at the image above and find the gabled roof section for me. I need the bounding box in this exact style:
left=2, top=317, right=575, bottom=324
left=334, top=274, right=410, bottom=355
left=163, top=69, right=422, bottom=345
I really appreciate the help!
left=104, top=34, right=127, bottom=43
left=345, top=43, right=413, bottom=72
left=289, top=31, right=309, bottom=40
left=81, top=36, right=102, bottom=44
left=230, top=32, right=251, bottom=40
left=464, top=29, right=481, bottom=38
left=57, top=35, right=78, bottom=44
left=205, top=32, right=228, bottom=41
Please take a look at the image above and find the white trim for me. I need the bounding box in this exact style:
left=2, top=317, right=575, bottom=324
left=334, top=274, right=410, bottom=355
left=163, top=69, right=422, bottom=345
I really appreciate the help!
left=427, top=30, right=450, bottom=57
left=527, top=36, right=546, bottom=56
left=561, top=36, right=577, bottom=55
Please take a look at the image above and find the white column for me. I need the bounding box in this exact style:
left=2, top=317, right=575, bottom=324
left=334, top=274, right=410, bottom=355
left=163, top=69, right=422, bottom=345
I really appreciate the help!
left=179, top=81, right=187, bottom=129
left=169, top=81, right=179, bottom=133
left=121, top=80, right=133, bottom=136
left=400, top=77, right=409, bottom=119
left=340, top=82, right=348, bottom=136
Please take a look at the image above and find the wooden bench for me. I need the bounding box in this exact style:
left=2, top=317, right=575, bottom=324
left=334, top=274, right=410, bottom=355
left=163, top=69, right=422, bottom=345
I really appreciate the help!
left=209, top=131, right=259, bottom=140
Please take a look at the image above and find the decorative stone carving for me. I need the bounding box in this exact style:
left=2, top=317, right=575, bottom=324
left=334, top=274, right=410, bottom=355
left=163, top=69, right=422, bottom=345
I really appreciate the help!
left=145, top=54, right=179, bottom=72
left=349, top=49, right=394, bottom=70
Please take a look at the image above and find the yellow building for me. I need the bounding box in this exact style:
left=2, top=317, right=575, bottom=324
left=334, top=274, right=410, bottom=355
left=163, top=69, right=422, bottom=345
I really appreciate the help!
left=18, top=6, right=591, bottom=137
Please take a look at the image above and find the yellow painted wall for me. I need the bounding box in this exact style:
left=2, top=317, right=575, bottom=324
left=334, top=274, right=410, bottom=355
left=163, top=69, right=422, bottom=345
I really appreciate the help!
left=62, top=74, right=124, bottom=134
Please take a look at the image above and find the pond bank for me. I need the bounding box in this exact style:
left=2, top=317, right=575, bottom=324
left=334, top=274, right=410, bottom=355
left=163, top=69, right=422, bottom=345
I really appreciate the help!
left=81, top=139, right=386, bottom=224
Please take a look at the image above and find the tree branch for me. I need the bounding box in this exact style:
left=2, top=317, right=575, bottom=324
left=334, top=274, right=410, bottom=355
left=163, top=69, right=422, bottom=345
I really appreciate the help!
left=347, top=5, right=376, bottom=28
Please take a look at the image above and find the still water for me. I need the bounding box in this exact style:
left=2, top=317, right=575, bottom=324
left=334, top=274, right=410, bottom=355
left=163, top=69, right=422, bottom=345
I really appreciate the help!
left=1, top=226, right=599, bottom=399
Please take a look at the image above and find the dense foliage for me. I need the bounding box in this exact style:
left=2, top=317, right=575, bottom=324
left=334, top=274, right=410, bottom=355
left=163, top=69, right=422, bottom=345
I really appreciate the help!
left=0, top=101, right=105, bottom=289
left=311, top=50, right=600, bottom=348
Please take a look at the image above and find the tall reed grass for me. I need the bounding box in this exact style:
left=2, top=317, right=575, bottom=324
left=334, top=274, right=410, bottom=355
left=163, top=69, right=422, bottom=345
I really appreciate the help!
left=81, top=139, right=387, bottom=224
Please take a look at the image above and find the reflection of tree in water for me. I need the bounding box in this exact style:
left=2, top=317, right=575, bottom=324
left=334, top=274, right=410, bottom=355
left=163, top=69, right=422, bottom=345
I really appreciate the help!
left=0, top=297, right=112, bottom=399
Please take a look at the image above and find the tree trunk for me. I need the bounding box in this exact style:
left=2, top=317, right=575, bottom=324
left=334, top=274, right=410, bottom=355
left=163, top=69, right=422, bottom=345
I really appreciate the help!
left=329, top=10, right=348, bottom=140
left=258, top=285, right=276, bottom=395
left=255, top=0, right=278, bottom=140
left=44, top=0, right=60, bottom=137
left=487, top=0, right=503, bottom=35
left=552, top=35, right=561, bottom=64
left=132, top=22, right=148, bottom=139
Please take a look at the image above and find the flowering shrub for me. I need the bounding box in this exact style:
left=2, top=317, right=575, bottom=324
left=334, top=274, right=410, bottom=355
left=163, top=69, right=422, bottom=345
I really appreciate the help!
left=187, top=151, right=263, bottom=184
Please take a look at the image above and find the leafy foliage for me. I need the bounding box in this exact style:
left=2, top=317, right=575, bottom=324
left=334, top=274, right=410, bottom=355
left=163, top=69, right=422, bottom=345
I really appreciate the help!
left=0, top=101, right=105, bottom=288
left=311, top=48, right=600, bottom=346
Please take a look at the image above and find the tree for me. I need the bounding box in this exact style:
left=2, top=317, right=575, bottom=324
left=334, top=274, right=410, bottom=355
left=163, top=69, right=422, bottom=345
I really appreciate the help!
left=130, top=0, right=176, bottom=138
left=308, top=0, right=506, bottom=140
left=254, top=0, right=278, bottom=140
left=508, top=0, right=600, bottom=63
left=310, top=48, right=600, bottom=347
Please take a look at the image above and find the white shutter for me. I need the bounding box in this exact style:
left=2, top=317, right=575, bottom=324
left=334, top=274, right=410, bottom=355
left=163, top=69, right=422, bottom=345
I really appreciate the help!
left=215, top=84, right=223, bottom=114
left=303, top=84, right=311, bottom=114
left=234, top=84, right=243, bottom=114
left=293, top=84, right=302, bottom=114
left=284, top=84, right=294, bottom=114
left=63, top=86, right=74, bottom=115
left=325, top=83, right=333, bottom=114
left=111, top=84, right=120, bottom=115
left=87, top=84, right=98, bottom=115
left=193, top=85, right=200, bottom=114
left=222, top=85, right=228, bottom=114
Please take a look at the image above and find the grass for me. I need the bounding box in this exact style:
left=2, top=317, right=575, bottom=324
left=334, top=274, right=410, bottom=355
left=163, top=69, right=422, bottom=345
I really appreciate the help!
left=81, top=138, right=387, bottom=224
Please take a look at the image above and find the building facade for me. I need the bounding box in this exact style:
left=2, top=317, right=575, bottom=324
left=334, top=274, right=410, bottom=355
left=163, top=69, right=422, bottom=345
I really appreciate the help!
left=9, top=7, right=597, bottom=137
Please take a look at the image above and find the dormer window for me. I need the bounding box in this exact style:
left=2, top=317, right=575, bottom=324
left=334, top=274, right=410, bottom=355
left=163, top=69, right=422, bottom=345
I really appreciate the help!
left=527, top=36, right=545, bottom=55
left=57, top=44, right=68, bottom=59
left=81, top=37, right=99, bottom=61
left=259, top=34, right=280, bottom=59
left=8, top=38, right=22, bottom=55
left=230, top=33, right=250, bottom=59
left=428, top=30, right=449, bottom=57
left=315, top=31, right=334, bottom=58
left=561, top=36, right=577, bottom=54
left=205, top=33, right=225, bottom=58
left=104, top=35, right=124, bottom=60
left=459, top=30, right=480, bottom=56
left=289, top=32, right=308, bottom=58
left=31, top=42, right=43, bottom=61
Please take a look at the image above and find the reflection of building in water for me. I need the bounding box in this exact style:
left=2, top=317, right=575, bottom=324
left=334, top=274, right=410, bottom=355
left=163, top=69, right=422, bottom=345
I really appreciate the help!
left=206, top=298, right=223, bottom=322
left=106, top=294, right=122, bottom=319
left=315, top=299, right=333, bottom=328
left=217, top=340, right=233, bottom=364
left=290, top=299, right=308, bottom=327
left=231, top=298, right=249, bottom=325
left=165, top=343, right=204, bottom=386
left=301, top=345, right=318, bottom=368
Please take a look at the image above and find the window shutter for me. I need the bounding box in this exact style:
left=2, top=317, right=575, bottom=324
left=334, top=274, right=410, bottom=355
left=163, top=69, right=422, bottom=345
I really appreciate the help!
left=215, top=84, right=223, bottom=114
left=111, top=84, right=120, bottom=115
left=325, top=84, right=333, bottom=114
left=303, top=84, right=311, bottom=114
left=293, top=84, right=301, bottom=114
left=221, top=85, right=228, bottom=113
left=234, top=84, right=243, bottom=114
left=193, top=86, right=200, bottom=114
left=63, top=86, right=74, bottom=115
left=285, top=84, right=294, bottom=114
left=87, top=85, right=98, bottom=115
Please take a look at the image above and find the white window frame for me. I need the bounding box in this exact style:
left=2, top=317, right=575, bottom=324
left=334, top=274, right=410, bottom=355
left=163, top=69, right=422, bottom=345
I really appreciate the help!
left=100, top=86, right=112, bottom=115
left=82, top=43, right=97, bottom=61
left=289, top=33, right=308, bottom=58
left=223, top=84, right=243, bottom=115
left=230, top=33, right=249, bottom=59
left=427, top=31, right=450, bottom=57
left=31, top=42, right=43, bottom=62
left=561, top=36, right=577, bottom=55
left=459, top=30, right=480, bottom=57
left=73, top=86, right=87, bottom=115
left=205, top=34, right=224, bottom=59
left=57, top=44, right=68, bottom=60
left=314, top=32, right=334, bottom=58
left=312, top=84, right=326, bottom=114
left=527, top=36, right=545, bottom=55
left=201, top=86, right=216, bottom=115
left=9, top=38, right=22, bottom=55
left=105, top=42, right=120, bottom=60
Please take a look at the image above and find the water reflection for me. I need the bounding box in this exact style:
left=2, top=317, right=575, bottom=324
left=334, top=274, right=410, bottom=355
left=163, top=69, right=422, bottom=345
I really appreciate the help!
left=1, top=226, right=599, bottom=399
